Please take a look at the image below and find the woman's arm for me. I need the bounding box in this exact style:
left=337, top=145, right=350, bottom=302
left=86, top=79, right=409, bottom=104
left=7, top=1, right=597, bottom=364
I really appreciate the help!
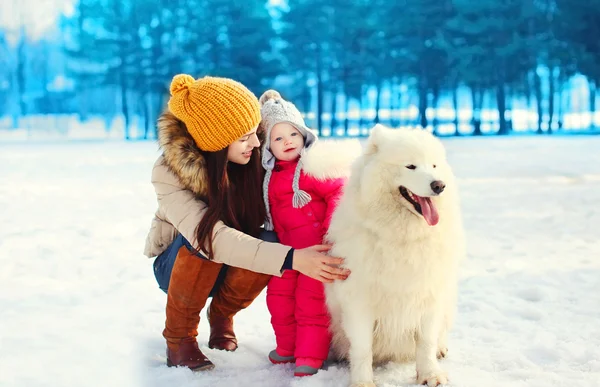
left=152, top=160, right=349, bottom=281
left=152, top=160, right=289, bottom=275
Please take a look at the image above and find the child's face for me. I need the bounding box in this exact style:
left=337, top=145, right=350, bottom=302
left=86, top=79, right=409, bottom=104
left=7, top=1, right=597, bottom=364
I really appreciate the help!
left=269, top=123, right=305, bottom=162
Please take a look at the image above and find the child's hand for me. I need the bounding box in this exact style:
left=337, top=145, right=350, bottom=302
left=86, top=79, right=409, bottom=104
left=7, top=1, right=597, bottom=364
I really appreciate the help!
left=292, top=245, right=350, bottom=283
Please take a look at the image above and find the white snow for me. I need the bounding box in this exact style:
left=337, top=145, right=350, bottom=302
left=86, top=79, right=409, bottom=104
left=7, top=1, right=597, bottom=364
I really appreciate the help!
left=1, top=135, right=599, bottom=387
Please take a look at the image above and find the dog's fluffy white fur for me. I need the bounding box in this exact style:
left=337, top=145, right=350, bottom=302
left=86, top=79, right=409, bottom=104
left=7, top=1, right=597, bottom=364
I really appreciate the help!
left=301, top=138, right=363, bottom=179
left=325, top=125, right=465, bottom=387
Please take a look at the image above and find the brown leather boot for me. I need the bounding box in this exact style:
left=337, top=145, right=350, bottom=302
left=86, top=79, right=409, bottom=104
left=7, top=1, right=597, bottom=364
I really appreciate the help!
left=163, top=245, right=223, bottom=370
left=166, top=338, right=215, bottom=371
left=207, top=267, right=271, bottom=351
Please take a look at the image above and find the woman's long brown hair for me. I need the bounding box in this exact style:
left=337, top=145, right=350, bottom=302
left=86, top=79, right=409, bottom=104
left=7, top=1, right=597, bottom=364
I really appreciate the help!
left=194, top=138, right=266, bottom=260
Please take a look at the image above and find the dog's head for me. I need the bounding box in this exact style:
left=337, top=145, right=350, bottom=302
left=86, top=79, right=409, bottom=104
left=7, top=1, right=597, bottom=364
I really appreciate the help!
left=359, top=124, right=454, bottom=226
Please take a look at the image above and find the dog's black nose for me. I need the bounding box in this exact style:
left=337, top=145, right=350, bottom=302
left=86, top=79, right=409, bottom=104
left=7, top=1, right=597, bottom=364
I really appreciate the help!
left=431, top=180, right=445, bottom=194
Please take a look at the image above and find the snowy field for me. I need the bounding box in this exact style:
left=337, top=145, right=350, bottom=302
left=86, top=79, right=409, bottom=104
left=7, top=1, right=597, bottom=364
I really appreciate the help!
left=1, top=135, right=599, bottom=387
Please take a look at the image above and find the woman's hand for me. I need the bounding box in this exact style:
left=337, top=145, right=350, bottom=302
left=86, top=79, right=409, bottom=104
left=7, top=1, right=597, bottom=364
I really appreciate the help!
left=292, top=244, right=350, bottom=283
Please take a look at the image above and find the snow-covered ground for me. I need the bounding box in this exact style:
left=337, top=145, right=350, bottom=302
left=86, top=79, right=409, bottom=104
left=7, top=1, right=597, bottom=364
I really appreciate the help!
left=1, top=135, right=598, bottom=387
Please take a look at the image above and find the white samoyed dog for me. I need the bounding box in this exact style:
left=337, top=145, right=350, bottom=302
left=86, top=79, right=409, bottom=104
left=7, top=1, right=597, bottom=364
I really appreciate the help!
left=325, top=124, right=465, bottom=387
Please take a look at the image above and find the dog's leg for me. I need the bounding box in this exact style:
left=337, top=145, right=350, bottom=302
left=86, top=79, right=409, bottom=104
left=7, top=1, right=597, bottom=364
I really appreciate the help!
left=436, top=329, right=448, bottom=359
left=436, top=312, right=449, bottom=359
left=343, top=303, right=376, bottom=387
left=416, top=308, right=448, bottom=386
left=437, top=288, right=456, bottom=360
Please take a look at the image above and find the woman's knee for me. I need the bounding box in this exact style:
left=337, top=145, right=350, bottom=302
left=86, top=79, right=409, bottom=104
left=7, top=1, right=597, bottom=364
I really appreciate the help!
left=153, top=234, right=201, bottom=293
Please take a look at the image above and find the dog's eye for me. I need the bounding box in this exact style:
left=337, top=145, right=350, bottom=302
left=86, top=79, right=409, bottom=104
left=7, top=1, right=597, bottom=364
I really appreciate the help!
left=406, top=165, right=417, bottom=170
left=433, top=164, right=437, bottom=168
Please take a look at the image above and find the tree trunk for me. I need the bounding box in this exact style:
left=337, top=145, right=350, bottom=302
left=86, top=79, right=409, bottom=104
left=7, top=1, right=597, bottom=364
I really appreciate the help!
left=506, top=86, right=513, bottom=132
left=589, top=79, right=596, bottom=130
left=548, top=68, right=555, bottom=134
left=296, top=73, right=311, bottom=127
left=526, top=71, right=534, bottom=130
left=142, top=92, right=150, bottom=140
left=472, top=86, right=482, bottom=136
left=535, top=70, right=543, bottom=134
left=154, top=90, right=165, bottom=138
left=330, top=86, right=338, bottom=137
left=14, top=28, right=26, bottom=128
left=316, top=49, right=324, bottom=134
left=374, top=79, right=382, bottom=125
left=340, top=69, right=349, bottom=135
left=112, top=0, right=130, bottom=140
left=431, top=83, right=440, bottom=135
left=344, top=93, right=350, bottom=136
left=120, top=70, right=130, bottom=140
left=40, top=41, right=51, bottom=115
left=453, top=83, right=460, bottom=136
left=418, top=77, right=428, bottom=129
left=359, top=85, right=365, bottom=135
left=397, top=84, right=404, bottom=127
left=390, top=81, right=399, bottom=127
left=557, top=81, right=564, bottom=131
left=496, top=72, right=508, bottom=135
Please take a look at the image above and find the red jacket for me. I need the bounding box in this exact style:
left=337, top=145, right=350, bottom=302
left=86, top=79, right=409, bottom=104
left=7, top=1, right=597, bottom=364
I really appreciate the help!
left=268, top=160, right=346, bottom=249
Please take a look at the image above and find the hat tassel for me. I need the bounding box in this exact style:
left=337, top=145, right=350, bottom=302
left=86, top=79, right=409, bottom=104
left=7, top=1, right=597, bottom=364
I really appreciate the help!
left=264, top=216, right=275, bottom=231
left=293, top=189, right=311, bottom=208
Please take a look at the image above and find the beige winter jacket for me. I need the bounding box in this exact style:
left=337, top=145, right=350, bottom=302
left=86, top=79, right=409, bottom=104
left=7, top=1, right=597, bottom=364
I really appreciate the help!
left=143, top=112, right=291, bottom=276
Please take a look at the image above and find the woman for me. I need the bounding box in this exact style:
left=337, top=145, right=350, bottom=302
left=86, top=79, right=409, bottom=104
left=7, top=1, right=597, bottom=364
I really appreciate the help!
left=144, top=74, right=349, bottom=371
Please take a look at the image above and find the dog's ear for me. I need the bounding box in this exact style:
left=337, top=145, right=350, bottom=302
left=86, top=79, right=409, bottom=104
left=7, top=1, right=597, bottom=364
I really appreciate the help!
left=364, top=124, right=388, bottom=155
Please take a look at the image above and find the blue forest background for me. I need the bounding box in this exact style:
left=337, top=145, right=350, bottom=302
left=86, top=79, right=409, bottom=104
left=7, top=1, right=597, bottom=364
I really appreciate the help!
left=1, top=0, right=600, bottom=140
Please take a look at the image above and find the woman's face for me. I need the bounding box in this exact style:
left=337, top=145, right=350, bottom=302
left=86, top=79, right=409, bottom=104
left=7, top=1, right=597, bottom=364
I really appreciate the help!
left=227, top=127, right=261, bottom=165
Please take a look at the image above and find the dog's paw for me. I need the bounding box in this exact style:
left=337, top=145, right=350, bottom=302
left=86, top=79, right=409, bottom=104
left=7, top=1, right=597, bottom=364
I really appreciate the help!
left=350, top=382, right=376, bottom=387
left=436, top=347, right=448, bottom=359
left=417, top=370, right=448, bottom=386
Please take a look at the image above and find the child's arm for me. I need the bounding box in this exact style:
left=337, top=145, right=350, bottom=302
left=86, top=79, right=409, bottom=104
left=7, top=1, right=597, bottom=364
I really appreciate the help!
left=311, top=177, right=347, bottom=230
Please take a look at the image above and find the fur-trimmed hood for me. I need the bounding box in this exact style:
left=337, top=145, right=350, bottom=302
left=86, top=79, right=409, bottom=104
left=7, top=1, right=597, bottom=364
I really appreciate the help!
left=157, top=111, right=209, bottom=198
left=262, top=138, right=363, bottom=231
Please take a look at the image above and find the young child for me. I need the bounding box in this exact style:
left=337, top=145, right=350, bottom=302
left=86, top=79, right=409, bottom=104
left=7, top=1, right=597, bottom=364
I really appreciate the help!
left=259, top=90, right=356, bottom=377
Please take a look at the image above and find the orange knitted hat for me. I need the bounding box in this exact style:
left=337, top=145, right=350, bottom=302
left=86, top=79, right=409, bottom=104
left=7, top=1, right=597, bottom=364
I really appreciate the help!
left=167, top=74, right=261, bottom=151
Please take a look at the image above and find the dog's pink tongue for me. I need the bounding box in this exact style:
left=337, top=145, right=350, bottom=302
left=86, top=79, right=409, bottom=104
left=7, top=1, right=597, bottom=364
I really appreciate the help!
left=417, top=196, right=439, bottom=226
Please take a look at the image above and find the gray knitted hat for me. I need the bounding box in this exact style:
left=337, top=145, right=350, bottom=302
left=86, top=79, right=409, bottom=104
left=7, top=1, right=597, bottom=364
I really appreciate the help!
left=259, top=90, right=318, bottom=230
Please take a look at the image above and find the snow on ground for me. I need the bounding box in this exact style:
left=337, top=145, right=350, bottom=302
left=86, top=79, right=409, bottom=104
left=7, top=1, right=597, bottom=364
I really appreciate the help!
left=0, top=135, right=599, bottom=387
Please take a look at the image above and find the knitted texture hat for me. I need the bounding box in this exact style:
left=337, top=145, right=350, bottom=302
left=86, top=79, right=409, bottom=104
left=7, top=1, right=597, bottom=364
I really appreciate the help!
left=259, top=90, right=318, bottom=231
left=167, top=74, right=261, bottom=151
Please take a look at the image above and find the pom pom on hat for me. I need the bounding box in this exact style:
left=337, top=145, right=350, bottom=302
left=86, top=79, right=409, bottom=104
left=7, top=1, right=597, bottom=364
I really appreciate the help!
left=170, top=74, right=195, bottom=96
left=259, top=89, right=282, bottom=106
